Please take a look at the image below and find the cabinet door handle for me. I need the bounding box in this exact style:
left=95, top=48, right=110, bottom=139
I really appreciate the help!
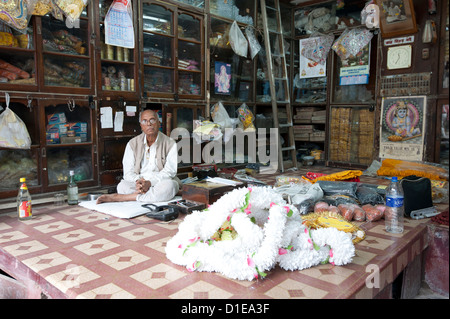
left=41, top=148, right=46, bottom=158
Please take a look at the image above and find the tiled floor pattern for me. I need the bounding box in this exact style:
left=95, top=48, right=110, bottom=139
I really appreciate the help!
left=0, top=166, right=437, bottom=299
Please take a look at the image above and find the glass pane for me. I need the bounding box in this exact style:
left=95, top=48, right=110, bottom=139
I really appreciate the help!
left=178, top=14, right=200, bottom=41
left=176, top=108, right=193, bottom=131
left=440, top=103, right=449, bottom=165
left=44, top=56, right=90, bottom=87
left=329, top=107, right=374, bottom=165
left=143, top=33, right=173, bottom=66
left=143, top=3, right=173, bottom=35
left=0, top=51, right=36, bottom=85
left=144, top=67, right=173, bottom=93
left=102, top=138, right=128, bottom=171
left=99, top=0, right=114, bottom=20
left=0, top=149, right=39, bottom=191
left=42, top=17, right=89, bottom=56
left=295, top=77, right=327, bottom=103
left=100, top=25, right=133, bottom=62
left=178, top=71, right=201, bottom=95
left=0, top=21, right=34, bottom=50
left=210, top=0, right=254, bottom=25
left=45, top=104, right=91, bottom=145
left=101, top=62, right=135, bottom=91
left=172, top=0, right=204, bottom=8
left=179, top=41, right=200, bottom=70
left=332, top=44, right=374, bottom=103
left=47, top=146, right=92, bottom=184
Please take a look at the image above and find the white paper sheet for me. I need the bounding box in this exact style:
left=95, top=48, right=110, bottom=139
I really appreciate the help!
left=114, top=111, right=124, bottom=132
left=78, top=196, right=182, bottom=219
left=100, top=107, right=113, bottom=129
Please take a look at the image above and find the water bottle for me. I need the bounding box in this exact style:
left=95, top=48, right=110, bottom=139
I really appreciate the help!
left=17, top=177, right=32, bottom=220
left=385, top=176, right=404, bottom=233
left=67, top=170, right=78, bottom=205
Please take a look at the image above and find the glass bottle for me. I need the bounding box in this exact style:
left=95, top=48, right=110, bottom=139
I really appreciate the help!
left=385, top=176, right=404, bottom=233
left=67, top=170, right=79, bottom=205
left=17, top=177, right=32, bottom=220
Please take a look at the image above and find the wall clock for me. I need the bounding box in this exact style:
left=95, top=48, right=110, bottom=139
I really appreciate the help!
left=387, top=45, right=412, bottom=70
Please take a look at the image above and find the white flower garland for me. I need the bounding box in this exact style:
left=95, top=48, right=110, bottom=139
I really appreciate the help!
left=165, top=186, right=355, bottom=281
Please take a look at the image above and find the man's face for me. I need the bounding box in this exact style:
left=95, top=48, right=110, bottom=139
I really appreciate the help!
left=140, top=110, right=159, bottom=136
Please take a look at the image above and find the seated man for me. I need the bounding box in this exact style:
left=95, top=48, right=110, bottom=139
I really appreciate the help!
left=96, top=109, right=180, bottom=204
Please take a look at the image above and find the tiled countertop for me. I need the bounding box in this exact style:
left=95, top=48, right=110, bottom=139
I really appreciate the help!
left=0, top=202, right=431, bottom=299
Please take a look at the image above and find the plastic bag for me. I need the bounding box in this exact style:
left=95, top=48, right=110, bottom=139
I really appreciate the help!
left=332, top=27, right=373, bottom=62
left=236, top=103, right=255, bottom=132
left=245, top=26, right=261, bottom=60
left=301, top=32, right=334, bottom=65
left=229, top=21, right=248, bottom=58
left=356, top=185, right=384, bottom=205
left=53, top=0, right=89, bottom=22
left=0, top=93, right=31, bottom=149
left=210, top=102, right=232, bottom=130
left=0, top=0, right=37, bottom=33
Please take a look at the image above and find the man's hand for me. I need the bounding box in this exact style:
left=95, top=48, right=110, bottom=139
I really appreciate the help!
left=136, top=178, right=151, bottom=194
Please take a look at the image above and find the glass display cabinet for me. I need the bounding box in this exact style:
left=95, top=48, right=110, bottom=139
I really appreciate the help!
left=0, top=18, right=37, bottom=91
left=141, top=1, right=204, bottom=99
left=96, top=0, right=138, bottom=97
left=40, top=99, right=97, bottom=191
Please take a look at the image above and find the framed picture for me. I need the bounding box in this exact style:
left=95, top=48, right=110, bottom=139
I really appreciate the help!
left=376, top=0, right=417, bottom=38
left=379, top=95, right=426, bottom=161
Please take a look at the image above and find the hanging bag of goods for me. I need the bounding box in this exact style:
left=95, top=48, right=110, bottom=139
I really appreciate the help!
left=0, top=0, right=36, bottom=32
left=53, top=0, right=88, bottom=21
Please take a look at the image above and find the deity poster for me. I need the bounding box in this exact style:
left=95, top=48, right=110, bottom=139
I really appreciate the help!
left=379, top=96, right=426, bottom=161
left=214, top=62, right=231, bottom=95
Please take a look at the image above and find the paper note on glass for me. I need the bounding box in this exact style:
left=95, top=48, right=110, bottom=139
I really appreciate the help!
left=114, top=111, right=124, bottom=132
left=100, top=107, right=113, bottom=129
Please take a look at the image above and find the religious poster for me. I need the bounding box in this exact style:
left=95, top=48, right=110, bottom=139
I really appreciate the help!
left=379, top=96, right=426, bottom=161
left=214, top=62, right=231, bottom=95
left=299, top=38, right=327, bottom=79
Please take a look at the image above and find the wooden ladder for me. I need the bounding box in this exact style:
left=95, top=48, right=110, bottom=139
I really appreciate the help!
left=259, top=0, right=297, bottom=172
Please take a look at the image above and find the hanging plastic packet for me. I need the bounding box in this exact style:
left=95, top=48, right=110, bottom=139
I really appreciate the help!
left=237, top=103, right=256, bottom=132
left=332, top=27, right=373, bottom=61
left=0, top=93, right=32, bottom=149
left=53, top=0, right=88, bottom=21
left=0, top=0, right=37, bottom=33
left=244, top=26, right=261, bottom=60
left=229, top=21, right=248, bottom=58
left=300, top=32, right=334, bottom=65
left=104, top=0, right=135, bottom=48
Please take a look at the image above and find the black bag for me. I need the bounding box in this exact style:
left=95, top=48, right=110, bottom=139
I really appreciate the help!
left=400, top=175, right=433, bottom=217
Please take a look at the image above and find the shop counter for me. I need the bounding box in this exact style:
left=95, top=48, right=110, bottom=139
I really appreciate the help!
left=0, top=203, right=432, bottom=299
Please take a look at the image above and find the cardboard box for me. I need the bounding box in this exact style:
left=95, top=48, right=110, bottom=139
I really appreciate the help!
left=47, top=112, right=67, bottom=125
left=46, top=132, right=60, bottom=144
left=68, top=122, right=87, bottom=133
left=61, top=136, right=83, bottom=144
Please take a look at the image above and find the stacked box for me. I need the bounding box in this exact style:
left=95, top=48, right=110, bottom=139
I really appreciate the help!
left=46, top=123, right=68, bottom=144
left=311, top=109, right=326, bottom=123
left=68, top=122, right=87, bottom=142
left=47, top=112, right=67, bottom=125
